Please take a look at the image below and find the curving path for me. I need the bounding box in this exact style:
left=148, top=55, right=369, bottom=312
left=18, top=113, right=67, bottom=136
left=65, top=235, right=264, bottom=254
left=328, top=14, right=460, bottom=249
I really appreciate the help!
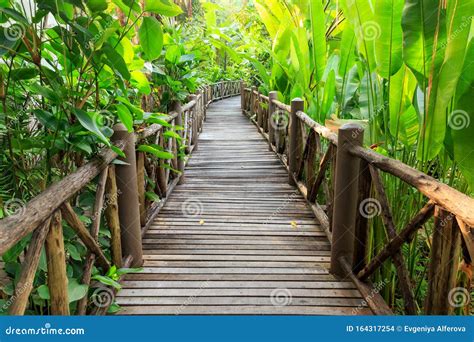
left=115, top=97, right=369, bottom=315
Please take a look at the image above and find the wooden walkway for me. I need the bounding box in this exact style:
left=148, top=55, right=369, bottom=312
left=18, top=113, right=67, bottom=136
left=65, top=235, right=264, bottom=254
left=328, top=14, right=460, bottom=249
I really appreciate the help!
left=116, top=97, right=369, bottom=315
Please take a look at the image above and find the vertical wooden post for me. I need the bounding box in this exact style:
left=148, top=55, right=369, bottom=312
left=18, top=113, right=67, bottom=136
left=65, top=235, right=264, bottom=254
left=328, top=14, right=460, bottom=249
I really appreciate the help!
left=136, top=151, right=146, bottom=227
left=220, top=82, right=224, bottom=98
left=250, top=86, right=256, bottom=116
left=353, top=160, right=372, bottom=273
left=173, top=102, right=185, bottom=185
left=330, top=124, right=364, bottom=277
left=425, top=207, right=461, bottom=314
left=105, top=165, right=122, bottom=267
left=190, top=95, right=198, bottom=150
left=256, top=91, right=263, bottom=128
left=288, top=98, right=304, bottom=185
left=240, top=81, right=245, bottom=112
left=45, top=211, right=69, bottom=315
left=268, top=91, right=277, bottom=151
left=112, top=124, right=143, bottom=267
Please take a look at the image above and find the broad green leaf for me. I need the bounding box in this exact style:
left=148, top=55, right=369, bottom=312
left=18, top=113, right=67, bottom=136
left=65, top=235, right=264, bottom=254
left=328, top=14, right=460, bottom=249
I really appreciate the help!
left=131, top=71, right=151, bottom=95
left=309, top=0, right=326, bottom=82
left=137, top=145, right=174, bottom=159
left=116, top=104, right=133, bottom=132
left=389, top=65, right=417, bottom=143
left=92, top=275, right=121, bottom=289
left=145, top=0, right=183, bottom=17
left=37, top=285, right=50, bottom=300
left=68, top=279, right=88, bottom=303
left=73, top=108, right=111, bottom=145
left=426, top=0, right=473, bottom=159
left=86, top=0, right=108, bottom=12
left=450, top=40, right=474, bottom=191
left=139, top=17, right=163, bottom=61
left=374, top=0, right=404, bottom=78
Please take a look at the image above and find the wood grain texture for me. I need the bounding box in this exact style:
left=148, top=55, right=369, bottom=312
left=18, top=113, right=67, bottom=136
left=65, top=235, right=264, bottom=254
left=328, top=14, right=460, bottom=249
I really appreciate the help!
left=115, top=97, right=369, bottom=315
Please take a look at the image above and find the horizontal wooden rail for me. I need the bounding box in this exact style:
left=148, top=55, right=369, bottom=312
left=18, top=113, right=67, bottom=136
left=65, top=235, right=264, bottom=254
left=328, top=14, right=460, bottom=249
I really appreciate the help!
left=0, top=80, right=242, bottom=316
left=242, top=85, right=474, bottom=315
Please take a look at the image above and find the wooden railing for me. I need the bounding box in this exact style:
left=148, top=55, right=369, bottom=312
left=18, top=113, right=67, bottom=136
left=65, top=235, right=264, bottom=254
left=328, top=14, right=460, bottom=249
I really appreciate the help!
left=0, top=81, right=241, bottom=316
left=242, top=85, right=474, bottom=315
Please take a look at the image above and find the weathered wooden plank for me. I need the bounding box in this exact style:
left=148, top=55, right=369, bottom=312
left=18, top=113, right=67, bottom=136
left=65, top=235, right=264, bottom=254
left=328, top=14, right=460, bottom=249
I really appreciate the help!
left=117, top=305, right=371, bottom=315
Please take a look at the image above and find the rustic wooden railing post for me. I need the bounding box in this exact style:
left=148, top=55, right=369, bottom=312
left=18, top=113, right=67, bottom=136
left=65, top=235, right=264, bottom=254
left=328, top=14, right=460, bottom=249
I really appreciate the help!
left=425, top=207, right=461, bottom=314
left=112, top=124, right=143, bottom=267
left=240, top=81, right=245, bottom=112
left=257, top=91, right=263, bottom=128
left=330, top=124, right=364, bottom=277
left=288, top=98, right=304, bottom=185
left=45, top=211, right=70, bottom=315
left=105, top=165, right=122, bottom=267
left=189, top=95, right=198, bottom=151
left=268, top=91, right=277, bottom=151
left=172, top=102, right=185, bottom=185
left=250, top=86, right=256, bottom=116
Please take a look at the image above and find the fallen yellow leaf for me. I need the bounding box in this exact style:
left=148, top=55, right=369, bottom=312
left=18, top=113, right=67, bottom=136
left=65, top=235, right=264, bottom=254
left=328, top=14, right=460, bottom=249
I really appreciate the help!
left=199, top=219, right=205, bottom=225
left=290, top=221, right=298, bottom=229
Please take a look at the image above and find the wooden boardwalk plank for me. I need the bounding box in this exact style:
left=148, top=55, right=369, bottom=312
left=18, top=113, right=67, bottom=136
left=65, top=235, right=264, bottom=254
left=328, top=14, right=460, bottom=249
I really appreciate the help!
left=115, top=97, right=368, bottom=315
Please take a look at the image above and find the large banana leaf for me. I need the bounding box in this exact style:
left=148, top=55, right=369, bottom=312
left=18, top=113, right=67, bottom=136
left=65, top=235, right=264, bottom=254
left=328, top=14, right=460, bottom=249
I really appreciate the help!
left=374, top=0, right=403, bottom=78
left=309, top=0, right=327, bottom=82
left=428, top=1, right=473, bottom=158
left=389, top=65, right=418, bottom=145
left=402, top=0, right=447, bottom=160
left=450, top=40, right=474, bottom=192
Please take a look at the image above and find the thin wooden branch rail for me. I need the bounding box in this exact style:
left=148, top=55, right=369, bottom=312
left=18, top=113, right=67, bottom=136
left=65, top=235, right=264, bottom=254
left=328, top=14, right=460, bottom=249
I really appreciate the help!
left=242, top=85, right=474, bottom=315
left=0, top=80, right=241, bottom=316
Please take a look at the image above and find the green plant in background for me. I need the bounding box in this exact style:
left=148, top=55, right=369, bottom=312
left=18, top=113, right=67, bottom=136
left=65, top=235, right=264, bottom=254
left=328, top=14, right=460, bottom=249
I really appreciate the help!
left=0, top=0, right=248, bottom=315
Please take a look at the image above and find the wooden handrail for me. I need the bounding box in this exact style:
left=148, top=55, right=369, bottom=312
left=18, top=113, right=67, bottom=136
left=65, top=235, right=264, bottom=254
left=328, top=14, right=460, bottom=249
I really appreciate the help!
left=349, top=145, right=474, bottom=227
left=0, top=145, right=121, bottom=254
left=242, top=86, right=474, bottom=315
left=1, top=80, right=242, bottom=316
